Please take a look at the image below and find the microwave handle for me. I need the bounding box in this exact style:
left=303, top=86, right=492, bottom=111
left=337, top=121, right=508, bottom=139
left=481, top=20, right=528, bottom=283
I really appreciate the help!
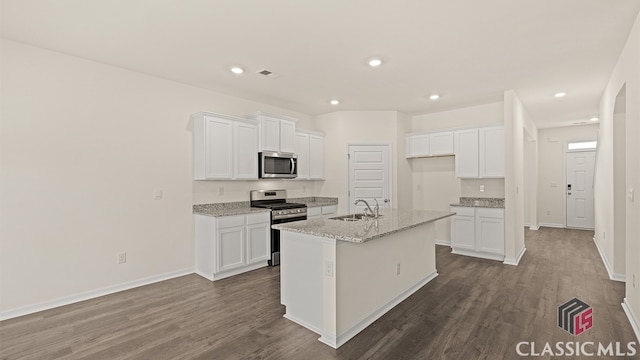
left=290, top=158, right=296, bottom=175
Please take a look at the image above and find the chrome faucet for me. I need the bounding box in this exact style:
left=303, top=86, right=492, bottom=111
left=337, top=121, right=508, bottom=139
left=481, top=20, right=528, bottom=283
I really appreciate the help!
left=354, top=199, right=380, bottom=218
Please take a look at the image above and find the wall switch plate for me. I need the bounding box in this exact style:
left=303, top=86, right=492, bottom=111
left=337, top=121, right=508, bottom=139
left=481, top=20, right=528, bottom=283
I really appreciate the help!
left=154, top=188, right=163, bottom=200
left=219, top=187, right=224, bottom=196
left=480, top=185, right=485, bottom=192
left=324, top=261, right=334, bottom=277
left=118, top=252, right=127, bottom=264
left=628, top=188, right=634, bottom=202
left=396, top=263, right=401, bottom=275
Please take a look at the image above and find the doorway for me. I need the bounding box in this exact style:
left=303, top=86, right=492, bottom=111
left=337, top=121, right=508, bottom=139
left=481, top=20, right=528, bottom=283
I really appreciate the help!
left=347, top=144, right=392, bottom=213
left=565, top=146, right=596, bottom=229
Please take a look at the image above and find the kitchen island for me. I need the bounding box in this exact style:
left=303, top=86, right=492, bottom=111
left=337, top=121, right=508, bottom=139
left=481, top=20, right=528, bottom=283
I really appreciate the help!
left=273, top=208, right=454, bottom=348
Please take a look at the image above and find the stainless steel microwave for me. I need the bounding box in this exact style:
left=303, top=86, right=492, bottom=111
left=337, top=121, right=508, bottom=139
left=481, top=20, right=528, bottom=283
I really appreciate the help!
left=258, top=151, right=297, bottom=179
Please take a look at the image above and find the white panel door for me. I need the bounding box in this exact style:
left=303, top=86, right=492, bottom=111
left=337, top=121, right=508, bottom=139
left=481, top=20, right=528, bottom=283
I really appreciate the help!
left=476, top=208, right=505, bottom=255
left=205, top=117, right=233, bottom=179
left=246, top=223, right=270, bottom=264
left=348, top=145, right=391, bottom=213
left=309, top=134, right=324, bottom=179
left=280, top=120, right=297, bottom=153
left=233, top=121, right=258, bottom=179
left=566, top=151, right=595, bottom=229
left=479, top=126, right=505, bottom=178
left=451, top=214, right=475, bottom=251
left=406, top=134, right=429, bottom=157
left=260, top=117, right=280, bottom=152
left=429, top=131, right=454, bottom=155
left=216, top=226, right=245, bottom=272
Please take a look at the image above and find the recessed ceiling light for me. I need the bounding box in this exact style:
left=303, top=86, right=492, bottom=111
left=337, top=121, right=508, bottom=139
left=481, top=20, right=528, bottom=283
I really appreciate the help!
left=230, top=66, right=244, bottom=74
left=330, top=99, right=340, bottom=105
left=589, top=117, right=599, bottom=122
left=554, top=92, right=567, bottom=98
left=429, top=94, right=440, bottom=100
left=368, top=58, right=383, bottom=67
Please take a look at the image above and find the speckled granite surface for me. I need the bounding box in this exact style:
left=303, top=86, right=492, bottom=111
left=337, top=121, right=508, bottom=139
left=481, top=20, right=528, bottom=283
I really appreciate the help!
left=450, top=197, right=505, bottom=208
left=193, top=202, right=270, bottom=217
left=273, top=208, right=454, bottom=243
left=288, top=196, right=339, bottom=208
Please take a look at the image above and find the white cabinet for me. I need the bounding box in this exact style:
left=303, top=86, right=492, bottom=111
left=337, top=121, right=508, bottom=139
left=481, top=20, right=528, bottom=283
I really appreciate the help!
left=307, top=205, right=338, bottom=219
left=195, top=212, right=271, bottom=281
left=405, top=131, right=454, bottom=158
left=193, top=112, right=258, bottom=180
left=454, top=129, right=479, bottom=178
left=295, top=130, right=325, bottom=180
left=479, top=126, right=505, bottom=178
left=309, top=134, right=324, bottom=179
left=247, top=112, right=298, bottom=153
left=454, top=126, right=504, bottom=178
left=429, top=131, right=454, bottom=155
left=450, top=206, right=504, bottom=261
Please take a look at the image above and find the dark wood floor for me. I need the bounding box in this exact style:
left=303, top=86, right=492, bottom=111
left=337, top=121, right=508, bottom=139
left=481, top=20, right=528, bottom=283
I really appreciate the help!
left=1, top=227, right=638, bottom=359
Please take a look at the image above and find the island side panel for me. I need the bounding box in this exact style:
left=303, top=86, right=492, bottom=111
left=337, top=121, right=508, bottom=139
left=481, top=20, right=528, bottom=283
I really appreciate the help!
left=280, top=232, right=332, bottom=335
left=335, top=221, right=437, bottom=345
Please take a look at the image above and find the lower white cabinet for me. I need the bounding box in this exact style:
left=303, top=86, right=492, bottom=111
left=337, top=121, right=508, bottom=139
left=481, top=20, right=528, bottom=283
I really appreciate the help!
left=195, top=212, right=271, bottom=281
left=307, top=205, right=338, bottom=219
left=450, top=206, right=504, bottom=261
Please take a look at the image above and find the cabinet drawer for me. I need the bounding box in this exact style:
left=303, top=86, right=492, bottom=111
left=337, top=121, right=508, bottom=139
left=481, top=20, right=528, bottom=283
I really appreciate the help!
left=216, top=215, right=245, bottom=229
left=307, top=207, right=322, bottom=217
left=476, top=208, right=504, bottom=219
left=246, top=212, right=270, bottom=225
left=451, top=206, right=474, bottom=217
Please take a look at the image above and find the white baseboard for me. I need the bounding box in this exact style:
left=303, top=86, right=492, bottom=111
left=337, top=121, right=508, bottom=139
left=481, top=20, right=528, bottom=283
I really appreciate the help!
left=318, top=270, right=439, bottom=349
left=622, top=298, right=640, bottom=342
left=451, top=248, right=504, bottom=262
left=538, top=222, right=564, bottom=228
left=504, top=246, right=527, bottom=266
left=435, top=239, right=451, bottom=246
left=592, top=235, right=626, bottom=282
left=0, top=268, right=194, bottom=321
left=529, top=226, right=539, bottom=230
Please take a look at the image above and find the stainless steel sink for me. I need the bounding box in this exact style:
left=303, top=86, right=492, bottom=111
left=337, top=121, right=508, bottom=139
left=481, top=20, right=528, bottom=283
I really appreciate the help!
left=329, top=214, right=382, bottom=222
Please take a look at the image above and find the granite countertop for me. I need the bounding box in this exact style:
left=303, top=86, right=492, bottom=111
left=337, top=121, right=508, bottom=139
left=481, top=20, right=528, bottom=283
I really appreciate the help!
left=273, top=208, right=454, bottom=243
left=193, top=202, right=270, bottom=217
left=450, top=197, right=504, bottom=208
left=288, top=196, right=339, bottom=208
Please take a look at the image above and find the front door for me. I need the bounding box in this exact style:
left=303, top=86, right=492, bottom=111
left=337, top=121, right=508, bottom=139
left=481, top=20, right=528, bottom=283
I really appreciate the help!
left=347, top=145, right=391, bottom=213
left=566, top=151, right=595, bottom=229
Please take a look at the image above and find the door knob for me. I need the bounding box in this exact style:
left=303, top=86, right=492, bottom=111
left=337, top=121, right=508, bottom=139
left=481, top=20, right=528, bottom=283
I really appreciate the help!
left=383, top=199, right=390, bottom=203
left=568, top=192, right=572, bottom=195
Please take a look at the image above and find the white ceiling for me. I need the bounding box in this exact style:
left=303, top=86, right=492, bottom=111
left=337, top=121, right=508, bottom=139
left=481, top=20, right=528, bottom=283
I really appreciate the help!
left=2, top=0, right=639, bottom=128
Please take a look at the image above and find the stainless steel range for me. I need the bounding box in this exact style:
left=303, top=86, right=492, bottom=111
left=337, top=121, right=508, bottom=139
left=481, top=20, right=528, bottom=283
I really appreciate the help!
left=250, top=189, right=307, bottom=266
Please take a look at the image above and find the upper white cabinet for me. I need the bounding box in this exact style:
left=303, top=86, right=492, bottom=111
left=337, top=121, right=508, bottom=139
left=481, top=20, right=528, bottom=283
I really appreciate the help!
left=454, top=125, right=504, bottom=178
left=479, top=126, right=505, bottom=178
left=246, top=112, right=298, bottom=153
left=405, top=131, right=453, bottom=158
left=454, top=129, right=479, bottom=178
left=295, top=129, right=325, bottom=180
left=193, top=112, right=258, bottom=180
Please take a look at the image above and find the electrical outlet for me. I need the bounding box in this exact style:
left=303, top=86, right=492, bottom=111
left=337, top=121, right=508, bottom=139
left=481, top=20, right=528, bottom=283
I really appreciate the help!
left=633, top=274, right=636, bottom=288
left=154, top=188, right=163, bottom=200
left=480, top=185, right=485, bottom=192
left=118, top=252, right=127, bottom=264
left=324, top=261, right=334, bottom=277
left=396, top=263, right=401, bottom=275
left=546, top=210, right=551, bottom=215
left=218, top=187, right=224, bottom=196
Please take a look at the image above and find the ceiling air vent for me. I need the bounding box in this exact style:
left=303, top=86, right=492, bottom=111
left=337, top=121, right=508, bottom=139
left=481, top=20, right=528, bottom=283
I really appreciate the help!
left=257, top=69, right=280, bottom=79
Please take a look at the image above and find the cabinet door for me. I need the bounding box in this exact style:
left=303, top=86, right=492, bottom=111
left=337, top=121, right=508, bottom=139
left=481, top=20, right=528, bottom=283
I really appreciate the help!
left=479, top=126, right=505, bottom=178
left=246, top=223, right=270, bottom=264
left=234, top=122, right=258, bottom=179
left=429, top=131, right=454, bottom=155
left=216, top=226, right=245, bottom=273
left=476, top=208, right=505, bottom=255
left=280, top=120, right=297, bottom=153
left=406, top=134, right=429, bottom=158
left=204, top=117, right=233, bottom=179
left=321, top=205, right=337, bottom=215
left=260, top=117, right=280, bottom=152
left=454, top=129, right=479, bottom=178
left=295, top=133, right=310, bottom=179
left=309, top=135, right=324, bottom=179
left=450, top=207, right=475, bottom=251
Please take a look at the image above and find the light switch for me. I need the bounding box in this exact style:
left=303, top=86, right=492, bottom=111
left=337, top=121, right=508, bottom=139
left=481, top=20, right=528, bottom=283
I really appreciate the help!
left=628, top=188, right=635, bottom=202
left=480, top=185, right=485, bottom=192
left=154, top=189, right=163, bottom=200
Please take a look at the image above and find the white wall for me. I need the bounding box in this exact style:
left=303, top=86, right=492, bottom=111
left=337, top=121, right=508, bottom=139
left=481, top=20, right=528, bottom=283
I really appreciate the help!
left=595, top=10, right=640, bottom=335
left=410, top=102, right=504, bottom=243
left=315, top=111, right=412, bottom=213
left=503, top=91, right=538, bottom=265
left=0, top=40, right=320, bottom=316
left=536, top=125, right=599, bottom=228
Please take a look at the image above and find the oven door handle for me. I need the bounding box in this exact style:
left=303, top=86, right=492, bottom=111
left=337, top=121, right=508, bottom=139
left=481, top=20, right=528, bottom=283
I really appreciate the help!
left=272, top=214, right=307, bottom=223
